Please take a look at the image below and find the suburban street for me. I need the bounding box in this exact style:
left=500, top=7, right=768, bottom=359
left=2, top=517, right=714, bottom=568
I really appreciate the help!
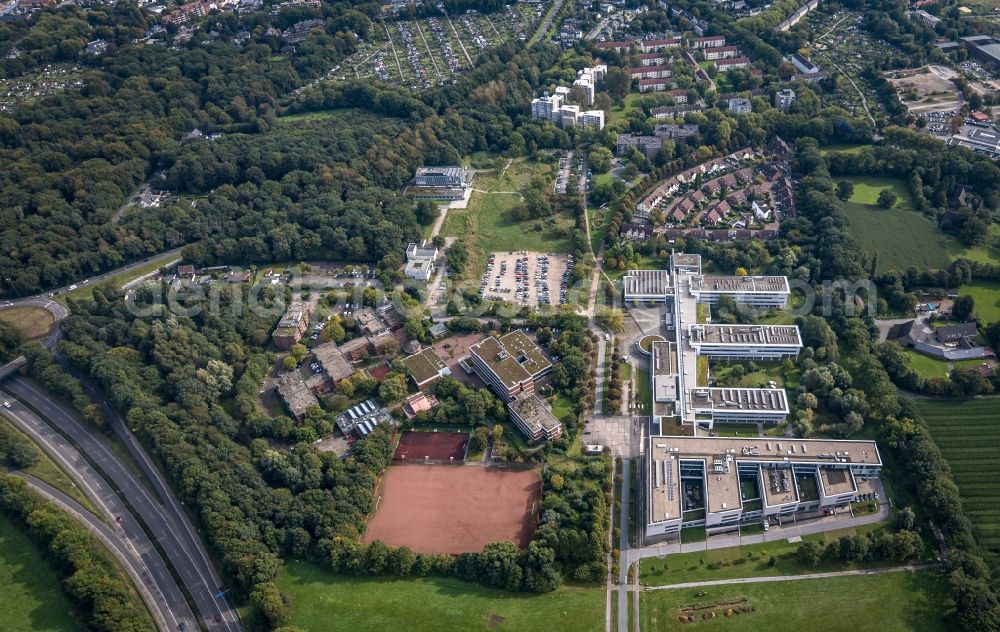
left=0, top=392, right=194, bottom=632
left=5, top=377, right=243, bottom=632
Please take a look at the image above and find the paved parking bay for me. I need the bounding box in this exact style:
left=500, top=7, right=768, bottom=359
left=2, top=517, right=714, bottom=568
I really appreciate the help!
left=479, top=251, right=573, bottom=307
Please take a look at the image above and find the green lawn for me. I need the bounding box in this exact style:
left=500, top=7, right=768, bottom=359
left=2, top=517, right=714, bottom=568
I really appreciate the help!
left=279, top=561, right=604, bottom=632
left=0, top=515, right=79, bottom=631
left=841, top=201, right=962, bottom=272
left=641, top=571, right=952, bottom=632
left=820, top=143, right=870, bottom=155
left=639, top=520, right=905, bottom=585
left=634, top=366, right=651, bottom=416
left=914, top=398, right=1000, bottom=560
left=958, top=223, right=1000, bottom=264
left=902, top=349, right=950, bottom=380
left=608, top=93, right=642, bottom=124
left=959, top=280, right=1000, bottom=323
left=844, top=176, right=914, bottom=209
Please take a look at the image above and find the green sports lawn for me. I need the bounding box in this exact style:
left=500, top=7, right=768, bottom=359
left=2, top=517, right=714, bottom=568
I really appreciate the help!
left=641, top=571, right=952, bottom=632
left=914, top=398, right=1000, bottom=560
left=0, top=515, right=79, bottom=631
left=279, top=561, right=603, bottom=632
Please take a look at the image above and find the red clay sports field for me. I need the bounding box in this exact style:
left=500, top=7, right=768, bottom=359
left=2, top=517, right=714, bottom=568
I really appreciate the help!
left=392, top=430, right=468, bottom=463
left=365, top=464, right=541, bottom=555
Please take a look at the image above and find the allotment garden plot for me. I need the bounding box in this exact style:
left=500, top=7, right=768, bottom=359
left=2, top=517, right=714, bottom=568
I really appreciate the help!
left=365, top=465, right=541, bottom=555
left=316, top=6, right=540, bottom=91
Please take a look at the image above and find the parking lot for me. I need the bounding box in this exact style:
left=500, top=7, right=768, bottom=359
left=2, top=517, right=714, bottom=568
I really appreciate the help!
left=479, top=251, right=573, bottom=307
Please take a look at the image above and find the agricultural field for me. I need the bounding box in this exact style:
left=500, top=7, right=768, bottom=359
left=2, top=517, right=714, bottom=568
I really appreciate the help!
left=914, top=398, right=1000, bottom=560
left=278, top=561, right=604, bottom=632
left=640, top=571, right=952, bottom=632
left=958, top=280, right=1000, bottom=324
left=0, top=515, right=79, bottom=631
left=310, top=7, right=540, bottom=92
left=840, top=202, right=961, bottom=272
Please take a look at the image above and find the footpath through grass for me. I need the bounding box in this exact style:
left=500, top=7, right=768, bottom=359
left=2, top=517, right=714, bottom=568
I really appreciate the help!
left=914, top=397, right=1000, bottom=560
left=641, top=570, right=952, bottom=632
left=640, top=521, right=900, bottom=585
left=279, top=561, right=604, bottom=632
left=0, top=514, right=79, bottom=631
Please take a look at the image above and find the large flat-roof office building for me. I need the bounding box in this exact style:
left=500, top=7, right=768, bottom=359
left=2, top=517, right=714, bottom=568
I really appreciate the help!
left=627, top=253, right=799, bottom=430
left=645, top=436, right=882, bottom=538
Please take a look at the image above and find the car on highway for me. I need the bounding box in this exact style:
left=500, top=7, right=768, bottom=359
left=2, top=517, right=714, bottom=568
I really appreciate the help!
left=2, top=401, right=9, bottom=408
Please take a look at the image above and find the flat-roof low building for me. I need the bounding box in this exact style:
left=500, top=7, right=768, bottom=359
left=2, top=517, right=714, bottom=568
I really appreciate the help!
left=275, top=372, right=319, bottom=421
left=689, top=274, right=790, bottom=307
left=403, top=348, right=451, bottom=389
left=623, top=269, right=674, bottom=303
left=687, top=324, right=802, bottom=359
left=645, top=436, right=882, bottom=539
left=687, top=387, right=789, bottom=423
left=311, top=342, right=354, bottom=387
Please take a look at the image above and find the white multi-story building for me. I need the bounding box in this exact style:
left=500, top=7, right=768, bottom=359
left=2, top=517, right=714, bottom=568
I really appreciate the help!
left=530, top=66, right=607, bottom=130
left=531, top=93, right=563, bottom=122
left=645, top=437, right=883, bottom=538
left=579, top=109, right=605, bottom=129
left=775, top=88, right=796, bottom=112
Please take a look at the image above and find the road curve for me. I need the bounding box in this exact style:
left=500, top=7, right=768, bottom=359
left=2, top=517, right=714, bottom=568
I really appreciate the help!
left=0, top=394, right=194, bottom=631
left=6, top=377, right=242, bottom=632
left=13, top=472, right=173, bottom=632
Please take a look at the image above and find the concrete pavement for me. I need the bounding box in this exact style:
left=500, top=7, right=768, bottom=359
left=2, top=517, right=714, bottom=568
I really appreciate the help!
left=6, top=377, right=242, bottom=632
left=617, top=458, right=630, bottom=632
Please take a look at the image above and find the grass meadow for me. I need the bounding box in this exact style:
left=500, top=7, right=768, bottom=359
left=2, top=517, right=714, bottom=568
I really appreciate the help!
left=0, top=515, right=79, bottom=631
left=640, top=571, right=952, bottom=632
left=278, top=561, right=603, bottom=632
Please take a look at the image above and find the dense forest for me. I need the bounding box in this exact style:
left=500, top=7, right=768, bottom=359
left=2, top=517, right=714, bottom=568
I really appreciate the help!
left=0, top=0, right=561, bottom=296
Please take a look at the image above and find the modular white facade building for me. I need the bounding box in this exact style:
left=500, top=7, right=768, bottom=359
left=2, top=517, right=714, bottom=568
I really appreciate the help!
left=645, top=436, right=882, bottom=538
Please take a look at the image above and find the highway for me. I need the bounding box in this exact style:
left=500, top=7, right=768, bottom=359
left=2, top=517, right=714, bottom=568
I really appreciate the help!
left=15, top=472, right=175, bottom=632
left=0, top=393, right=194, bottom=632
left=5, top=377, right=242, bottom=632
